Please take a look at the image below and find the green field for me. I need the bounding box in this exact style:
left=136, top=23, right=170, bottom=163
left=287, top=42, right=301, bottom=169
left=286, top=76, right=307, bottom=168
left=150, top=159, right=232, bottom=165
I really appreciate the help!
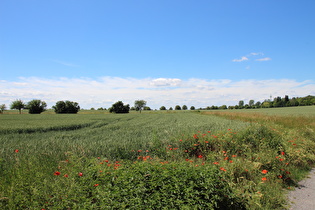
left=0, top=107, right=315, bottom=209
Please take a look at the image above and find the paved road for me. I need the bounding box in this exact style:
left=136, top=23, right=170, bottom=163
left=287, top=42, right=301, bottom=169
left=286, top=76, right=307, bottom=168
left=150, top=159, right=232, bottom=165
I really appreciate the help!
left=287, top=168, right=315, bottom=210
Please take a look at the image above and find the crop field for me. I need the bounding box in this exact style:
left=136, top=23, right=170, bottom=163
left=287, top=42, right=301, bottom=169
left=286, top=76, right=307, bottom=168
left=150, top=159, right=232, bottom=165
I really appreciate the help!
left=0, top=107, right=315, bottom=209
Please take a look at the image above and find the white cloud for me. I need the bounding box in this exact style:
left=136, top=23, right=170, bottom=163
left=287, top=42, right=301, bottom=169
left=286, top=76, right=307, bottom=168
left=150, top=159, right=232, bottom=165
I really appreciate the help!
left=250, top=52, right=264, bottom=56
left=0, top=77, right=314, bottom=109
left=256, top=57, right=272, bottom=61
left=150, top=78, right=182, bottom=87
left=232, top=56, right=249, bottom=62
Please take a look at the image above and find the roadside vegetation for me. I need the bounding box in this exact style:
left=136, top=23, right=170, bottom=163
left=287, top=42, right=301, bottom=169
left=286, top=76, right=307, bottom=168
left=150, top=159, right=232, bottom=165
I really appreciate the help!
left=0, top=107, right=314, bottom=209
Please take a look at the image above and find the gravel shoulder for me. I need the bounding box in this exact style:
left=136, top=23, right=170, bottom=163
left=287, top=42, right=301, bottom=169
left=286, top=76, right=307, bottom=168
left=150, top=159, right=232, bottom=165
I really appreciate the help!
left=287, top=168, right=315, bottom=210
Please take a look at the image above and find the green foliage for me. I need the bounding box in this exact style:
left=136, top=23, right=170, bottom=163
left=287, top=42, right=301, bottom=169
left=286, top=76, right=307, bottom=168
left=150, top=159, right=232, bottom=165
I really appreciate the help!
left=26, top=99, right=47, bottom=114
left=175, top=105, right=181, bottom=110
left=134, top=100, right=146, bottom=113
left=159, top=106, right=166, bottom=110
left=52, top=100, right=80, bottom=114
left=10, top=99, right=25, bottom=114
left=182, top=105, right=188, bottom=110
left=109, top=101, right=130, bottom=113
left=0, top=104, right=6, bottom=114
left=190, top=106, right=195, bottom=110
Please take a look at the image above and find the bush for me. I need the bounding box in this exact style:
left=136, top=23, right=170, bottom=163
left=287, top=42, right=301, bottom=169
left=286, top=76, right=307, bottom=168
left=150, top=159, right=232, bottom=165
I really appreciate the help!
left=26, top=99, right=47, bottom=114
left=109, top=101, right=130, bottom=113
left=52, top=100, right=80, bottom=114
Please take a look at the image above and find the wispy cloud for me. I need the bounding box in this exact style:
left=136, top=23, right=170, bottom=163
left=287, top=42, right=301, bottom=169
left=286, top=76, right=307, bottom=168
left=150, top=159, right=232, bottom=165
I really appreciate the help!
left=232, top=56, right=249, bottom=62
left=256, top=57, right=272, bottom=61
left=53, top=60, right=79, bottom=67
left=1, top=77, right=314, bottom=109
left=233, top=53, right=271, bottom=63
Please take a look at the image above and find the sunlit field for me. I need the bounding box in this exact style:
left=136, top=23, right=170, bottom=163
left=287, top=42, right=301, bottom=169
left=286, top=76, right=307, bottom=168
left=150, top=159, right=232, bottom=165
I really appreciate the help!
left=0, top=107, right=314, bottom=209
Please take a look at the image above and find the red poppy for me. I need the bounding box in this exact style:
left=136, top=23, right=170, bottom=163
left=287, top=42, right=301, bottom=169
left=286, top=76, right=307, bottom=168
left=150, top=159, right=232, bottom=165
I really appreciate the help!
left=198, top=155, right=203, bottom=159
left=281, top=151, right=285, bottom=155
left=14, top=149, right=19, bottom=153
left=64, top=174, right=68, bottom=177
left=78, top=172, right=83, bottom=176
left=261, top=170, right=268, bottom=174
left=261, top=177, right=267, bottom=181
left=54, top=171, right=61, bottom=176
left=94, top=184, right=99, bottom=187
left=220, top=167, right=226, bottom=171
left=213, top=162, right=219, bottom=165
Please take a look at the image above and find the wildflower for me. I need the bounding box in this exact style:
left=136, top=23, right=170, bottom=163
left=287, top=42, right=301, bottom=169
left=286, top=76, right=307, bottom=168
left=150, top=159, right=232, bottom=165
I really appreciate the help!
left=146, top=150, right=149, bottom=152
left=205, top=141, right=209, bottom=143
left=224, top=157, right=229, bottom=160
left=198, top=155, right=203, bottom=159
left=286, top=171, right=291, bottom=174
left=213, top=162, right=219, bottom=165
left=78, top=172, right=83, bottom=177
left=54, top=171, right=61, bottom=176
left=185, top=159, right=189, bottom=161
left=278, top=175, right=283, bottom=179
left=281, top=151, right=285, bottom=155
left=179, top=139, right=182, bottom=142
left=15, top=149, right=19, bottom=153
left=207, top=131, right=211, bottom=133
left=64, top=174, right=68, bottom=178
left=220, top=167, right=226, bottom=171
left=229, top=160, right=233, bottom=163
left=261, top=170, right=268, bottom=174
left=232, top=155, right=237, bottom=158
left=279, top=158, right=284, bottom=161
left=261, top=177, right=267, bottom=181
left=94, top=184, right=99, bottom=187
left=137, top=150, right=142, bottom=152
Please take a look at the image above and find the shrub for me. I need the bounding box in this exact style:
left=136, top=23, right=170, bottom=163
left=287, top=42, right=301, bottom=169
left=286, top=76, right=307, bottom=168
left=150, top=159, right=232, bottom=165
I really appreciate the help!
left=53, top=100, right=80, bottom=114
left=109, top=101, right=130, bottom=113
left=26, top=99, right=47, bottom=114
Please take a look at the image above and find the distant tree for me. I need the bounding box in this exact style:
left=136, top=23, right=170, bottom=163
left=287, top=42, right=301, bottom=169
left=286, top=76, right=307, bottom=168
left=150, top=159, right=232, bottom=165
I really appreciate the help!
left=10, top=99, right=25, bottom=114
left=219, top=105, right=227, bottom=109
left=134, top=100, right=147, bottom=113
left=169, top=107, right=173, bottom=110
left=26, top=99, right=47, bottom=114
left=238, top=100, right=244, bottom=109
left=53, top=100, right=80, bottom=114
left=91, top=107, right=95, bottom=110
left=143, top=106, right=151, bottom=110
left=0, top=104, right=6, bottom=114
left=249, top=100, right=255, bottom=107
left=182, top=105, right=188, bottom=110
left=190, top=106, right=195, bottom=110
left=109, top=101, right=130, bottom=113
left=175, top=105, right=181, bottom=110
left=255, top=101, right=261, bottom=108
left=160, top=106, right=166, bottom=110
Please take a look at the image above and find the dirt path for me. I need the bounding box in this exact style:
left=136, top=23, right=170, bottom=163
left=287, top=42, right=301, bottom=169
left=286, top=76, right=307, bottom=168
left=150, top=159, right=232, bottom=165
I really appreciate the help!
left=287, top=168, right=315, bottom=209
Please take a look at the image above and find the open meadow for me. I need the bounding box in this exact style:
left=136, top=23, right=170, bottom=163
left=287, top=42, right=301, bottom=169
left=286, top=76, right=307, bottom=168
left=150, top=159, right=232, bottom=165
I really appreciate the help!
left=1, top=107, right=315, bottom=209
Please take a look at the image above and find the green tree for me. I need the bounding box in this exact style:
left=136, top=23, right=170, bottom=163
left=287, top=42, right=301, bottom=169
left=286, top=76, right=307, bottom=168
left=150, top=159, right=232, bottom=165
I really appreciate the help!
left=109, top=101, right=130, bottom=113
left=160, top=106, right=166, bottom=110
left=0, top=104, right=6, bottom=114
left=238, top=100, right=244, bottom=109
left=175, top=105, right=181, bottom=110
left=134, top=100, right=147, bottom=113
left=10, top=99, right=25, bottom=114
left=53, top=100, right=80, bottom=114
left=26, top=99, right=47, bottom=114
left=249, top=100, right=255, bottom=107
left=182, top=105, right=188, bottom=110
left=190, top=106, right=195, bottom=110
left=169, top=107, right=173, bottom=110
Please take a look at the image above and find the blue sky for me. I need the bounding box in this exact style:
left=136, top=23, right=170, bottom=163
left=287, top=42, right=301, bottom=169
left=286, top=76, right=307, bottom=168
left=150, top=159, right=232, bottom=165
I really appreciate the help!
left=1, top=0, right=314, bottom=109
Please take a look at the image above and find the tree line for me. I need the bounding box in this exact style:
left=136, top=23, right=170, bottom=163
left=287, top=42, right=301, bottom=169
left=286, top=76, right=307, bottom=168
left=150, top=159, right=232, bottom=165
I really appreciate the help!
left=1, top=95, right=314, bottom=114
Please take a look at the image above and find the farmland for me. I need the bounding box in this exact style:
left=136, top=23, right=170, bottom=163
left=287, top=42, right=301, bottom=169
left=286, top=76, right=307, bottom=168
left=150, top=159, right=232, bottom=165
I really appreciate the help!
left=0, top=107, right=315, bottom=209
